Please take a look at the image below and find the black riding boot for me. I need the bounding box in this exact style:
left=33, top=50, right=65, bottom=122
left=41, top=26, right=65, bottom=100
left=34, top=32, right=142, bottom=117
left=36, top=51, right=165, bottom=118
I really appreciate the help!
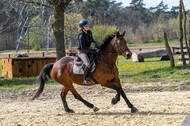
left=83, top=67, right=90, bottom=84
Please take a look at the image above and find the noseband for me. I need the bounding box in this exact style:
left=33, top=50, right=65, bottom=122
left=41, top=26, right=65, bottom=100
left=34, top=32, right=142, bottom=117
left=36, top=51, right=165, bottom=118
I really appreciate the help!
left=114, top=37, right=130, bottom=58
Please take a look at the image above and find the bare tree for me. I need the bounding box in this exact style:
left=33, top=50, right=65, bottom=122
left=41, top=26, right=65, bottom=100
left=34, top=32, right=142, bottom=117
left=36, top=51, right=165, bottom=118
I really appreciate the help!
left=164, top=32, right=175, bottom=67
left=0, top=0, right=18, bottom=50
left=18, top=0, right=72, bottom=60
left=181, top=0, right=190, bottom=65
left=189, top=18, right=190, bottom=58
left=49, top=0, right=72, bottom=60
left=179, top=0, right=186, bottom=66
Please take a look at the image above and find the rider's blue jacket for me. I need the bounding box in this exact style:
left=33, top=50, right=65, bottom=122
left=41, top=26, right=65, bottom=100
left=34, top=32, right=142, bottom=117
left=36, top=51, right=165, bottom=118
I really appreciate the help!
left=78, top=30, right=98, bottom=51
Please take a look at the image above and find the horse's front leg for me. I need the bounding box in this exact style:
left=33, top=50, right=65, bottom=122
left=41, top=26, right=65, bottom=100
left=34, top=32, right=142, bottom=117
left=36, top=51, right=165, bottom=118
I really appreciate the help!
left=111, top=78, right=121, bottom=105
left=112, top=93, right=120, bottom=105
left=103, top=81, right=138, bottom=113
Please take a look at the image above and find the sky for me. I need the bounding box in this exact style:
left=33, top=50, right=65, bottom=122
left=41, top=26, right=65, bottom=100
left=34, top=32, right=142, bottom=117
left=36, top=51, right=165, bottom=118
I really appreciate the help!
left=116, top=0, right=190, bottom=10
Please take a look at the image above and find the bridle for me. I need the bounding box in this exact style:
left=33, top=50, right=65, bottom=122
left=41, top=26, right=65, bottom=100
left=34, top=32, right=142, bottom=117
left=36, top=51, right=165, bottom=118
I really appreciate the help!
left=96, top=36, right=130, bottom=69
left=114, top=37, right=130, bottom=59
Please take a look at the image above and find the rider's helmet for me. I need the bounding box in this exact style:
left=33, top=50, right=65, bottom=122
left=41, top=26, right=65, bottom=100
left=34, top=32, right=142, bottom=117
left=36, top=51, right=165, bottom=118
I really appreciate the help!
left=79, top=19, right=89, bottom=28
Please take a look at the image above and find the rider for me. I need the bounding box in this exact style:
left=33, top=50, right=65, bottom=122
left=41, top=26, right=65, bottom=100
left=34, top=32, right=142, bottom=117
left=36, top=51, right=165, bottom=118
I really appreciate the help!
left=77, top=19, right=99, bottom=84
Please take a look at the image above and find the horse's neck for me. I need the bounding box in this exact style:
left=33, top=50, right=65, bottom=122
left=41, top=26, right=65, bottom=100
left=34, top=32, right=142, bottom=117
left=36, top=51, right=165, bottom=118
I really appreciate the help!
left=99, top=54, right=118, bottom=65
left=98, top=42, right=118, bottom=65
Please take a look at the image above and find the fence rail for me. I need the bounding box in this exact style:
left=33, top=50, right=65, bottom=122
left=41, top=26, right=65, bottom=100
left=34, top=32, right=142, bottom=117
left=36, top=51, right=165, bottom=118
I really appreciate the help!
left=0, top=46, right=182, bottom=58
left=0, top=51, right=56, bottom=58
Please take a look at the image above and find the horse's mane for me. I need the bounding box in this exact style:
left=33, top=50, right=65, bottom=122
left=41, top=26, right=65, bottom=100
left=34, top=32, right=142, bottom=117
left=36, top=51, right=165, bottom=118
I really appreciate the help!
left=98, top=34, right=115, bottom=52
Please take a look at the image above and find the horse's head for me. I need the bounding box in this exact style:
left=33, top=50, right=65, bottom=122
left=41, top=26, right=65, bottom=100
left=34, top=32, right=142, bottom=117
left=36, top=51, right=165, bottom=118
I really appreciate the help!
left=113, top=31, right=132, bottom=59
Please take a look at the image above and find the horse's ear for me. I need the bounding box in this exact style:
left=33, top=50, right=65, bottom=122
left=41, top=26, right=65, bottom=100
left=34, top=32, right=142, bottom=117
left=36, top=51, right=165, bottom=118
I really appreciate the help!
left=116, top=31, right=120, bottom=38
left=122, top=31, right=126, bottom=37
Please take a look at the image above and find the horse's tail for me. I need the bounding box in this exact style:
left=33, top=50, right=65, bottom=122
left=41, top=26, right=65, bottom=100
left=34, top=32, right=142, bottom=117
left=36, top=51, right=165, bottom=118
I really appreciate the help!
left=32, top=63, right=54, bottom=100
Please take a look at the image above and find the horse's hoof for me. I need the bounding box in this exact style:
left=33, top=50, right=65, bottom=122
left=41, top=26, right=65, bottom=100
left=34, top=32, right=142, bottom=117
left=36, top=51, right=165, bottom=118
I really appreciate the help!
left=92, top=106, right=99, bottom=112
left=131, top=107, right=138, bottom=113
left=111, top=98, right=117, bottom=105
left=65, top=109, right=75, bottom=113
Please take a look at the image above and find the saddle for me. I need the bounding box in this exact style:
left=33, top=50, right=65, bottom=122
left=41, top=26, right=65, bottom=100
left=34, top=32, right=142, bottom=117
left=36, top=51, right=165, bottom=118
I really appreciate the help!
left=72, top=53, right=96, bottom=75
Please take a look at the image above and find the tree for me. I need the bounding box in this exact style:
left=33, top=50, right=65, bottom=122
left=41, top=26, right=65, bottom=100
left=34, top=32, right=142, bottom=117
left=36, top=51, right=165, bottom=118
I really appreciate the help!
left=170, top=6, right=179, bottom=18
left=52, top=0, right=72, bottom=60
left=164, top=32, right=175, bottom=67
left=130, top=0, right=146, bottom=11
left=135, top=23, right=153, bottom=42
left=92, top=25, right=118, bottom=44
left=19, top=0, right=72, bottom=60
left=168, top=17, right=179, bottom=39
left=81, top=0, right=111, bottom=25
left=0, top=0, right=17, bottom=29
left=0, top=0, right=17, bottom=50
left=105, top=1, right=123, bottom=26
left=29, top=15, right=48, bottom=51
left=129, top=0, right=152, bottom=30
left=149, top=1, right=168, bottom=19
left=179, top=0, right=186, bottom=66
left=64, top=13, right=83, bottom=47
left=181, top=0, right=190, bottom=65
left=152, top=22, right=165, bottom=42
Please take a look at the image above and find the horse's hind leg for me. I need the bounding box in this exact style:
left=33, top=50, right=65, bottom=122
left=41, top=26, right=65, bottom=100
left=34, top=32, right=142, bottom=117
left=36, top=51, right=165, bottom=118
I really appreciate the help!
left=60, top=86, right=74, bottom=113
left=70, top=86, right=99, bottom=112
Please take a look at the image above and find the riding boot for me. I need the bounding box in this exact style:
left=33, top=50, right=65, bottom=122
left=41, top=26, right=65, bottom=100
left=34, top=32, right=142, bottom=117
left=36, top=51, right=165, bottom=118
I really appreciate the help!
left=83, top=67, right=90, bottom=84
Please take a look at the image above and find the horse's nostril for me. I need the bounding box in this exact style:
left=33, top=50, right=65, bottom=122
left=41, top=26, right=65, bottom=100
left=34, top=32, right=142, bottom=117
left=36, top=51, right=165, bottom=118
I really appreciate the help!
left=127, top=54, right=131, bottom=58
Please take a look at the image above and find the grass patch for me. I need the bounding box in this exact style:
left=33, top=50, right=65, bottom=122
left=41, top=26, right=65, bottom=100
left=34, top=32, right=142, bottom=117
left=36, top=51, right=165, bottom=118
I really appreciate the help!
left=117, top=55, right=190, bottom=82
left=0, top=54, right=190, bottom=90
left=128, top=39, right=179, bottom=47
left=0, top=77, right=58, bottom=90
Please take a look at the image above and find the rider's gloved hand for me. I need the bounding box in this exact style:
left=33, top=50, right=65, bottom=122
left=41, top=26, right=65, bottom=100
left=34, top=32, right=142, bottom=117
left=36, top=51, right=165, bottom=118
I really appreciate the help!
left=96, top=45, right=101, bottom=49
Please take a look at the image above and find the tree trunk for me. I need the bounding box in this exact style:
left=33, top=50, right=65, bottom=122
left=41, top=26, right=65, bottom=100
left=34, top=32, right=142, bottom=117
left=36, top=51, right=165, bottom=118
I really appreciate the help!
left=189, top=17, right=190, bottom=64
left=179, top=0, right=186, bottom=66
left=52, top=0, right=72, bottom=60
left=53, top=0, right=65, bottom=60
left=181, top=0, right=190, bottom=65
left=164, top=32, right=175, bottom=67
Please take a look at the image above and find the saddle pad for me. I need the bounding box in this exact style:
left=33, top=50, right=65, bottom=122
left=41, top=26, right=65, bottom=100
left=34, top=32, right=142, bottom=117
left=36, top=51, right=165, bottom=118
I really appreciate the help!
left=73, top=63, right=96, bottom=75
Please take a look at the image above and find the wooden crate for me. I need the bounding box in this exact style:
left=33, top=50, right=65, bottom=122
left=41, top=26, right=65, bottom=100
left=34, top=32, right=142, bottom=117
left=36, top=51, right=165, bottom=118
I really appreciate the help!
left=2, top=57, right=56, bottom=79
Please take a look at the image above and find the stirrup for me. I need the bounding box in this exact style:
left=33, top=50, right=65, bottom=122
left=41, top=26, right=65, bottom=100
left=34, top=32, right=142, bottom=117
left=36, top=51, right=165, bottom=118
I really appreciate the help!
left=83, top=78, right=90, bottom=84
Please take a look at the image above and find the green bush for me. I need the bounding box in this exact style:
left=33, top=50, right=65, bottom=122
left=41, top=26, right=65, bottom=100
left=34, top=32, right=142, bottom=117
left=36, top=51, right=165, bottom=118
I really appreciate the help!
left=92, top=25, right=119, bottom=44
left=29, top=15, right=46, bottom=51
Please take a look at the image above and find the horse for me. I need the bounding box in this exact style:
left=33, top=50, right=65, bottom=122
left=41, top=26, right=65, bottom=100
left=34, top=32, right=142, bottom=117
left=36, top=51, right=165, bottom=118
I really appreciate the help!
left=32, top=31, right=138, bottom=113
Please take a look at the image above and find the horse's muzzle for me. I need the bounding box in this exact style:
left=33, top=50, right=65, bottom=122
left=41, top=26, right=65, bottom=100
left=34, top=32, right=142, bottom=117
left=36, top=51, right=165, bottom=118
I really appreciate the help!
left=126, top=53, right=131, bottom=59
left=125, top=52, right=132, bottom=59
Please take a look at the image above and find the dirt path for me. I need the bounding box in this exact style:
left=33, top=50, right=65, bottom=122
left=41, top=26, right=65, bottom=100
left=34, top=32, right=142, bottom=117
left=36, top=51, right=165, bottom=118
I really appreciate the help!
left=0, top=84, right=190, bottom=126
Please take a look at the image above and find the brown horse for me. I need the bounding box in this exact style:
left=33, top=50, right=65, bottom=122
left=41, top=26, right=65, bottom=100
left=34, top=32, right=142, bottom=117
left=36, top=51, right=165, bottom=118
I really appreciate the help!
left=33, top=31, right=138, bottom=113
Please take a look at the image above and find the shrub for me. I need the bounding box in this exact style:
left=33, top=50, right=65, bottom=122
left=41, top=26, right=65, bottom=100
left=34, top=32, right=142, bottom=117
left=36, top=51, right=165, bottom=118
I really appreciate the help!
left=92, top=25, right=119, bottom=44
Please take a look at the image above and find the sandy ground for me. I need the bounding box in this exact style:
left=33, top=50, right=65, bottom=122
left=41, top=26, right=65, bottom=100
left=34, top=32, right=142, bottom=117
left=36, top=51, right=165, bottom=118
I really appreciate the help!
left=0, top=84, right=190, bottom=126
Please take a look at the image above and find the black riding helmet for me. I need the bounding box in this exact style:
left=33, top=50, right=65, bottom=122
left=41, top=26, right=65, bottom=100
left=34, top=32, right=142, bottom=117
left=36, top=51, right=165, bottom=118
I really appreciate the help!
left=79, top=19, right=89, bottom=28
